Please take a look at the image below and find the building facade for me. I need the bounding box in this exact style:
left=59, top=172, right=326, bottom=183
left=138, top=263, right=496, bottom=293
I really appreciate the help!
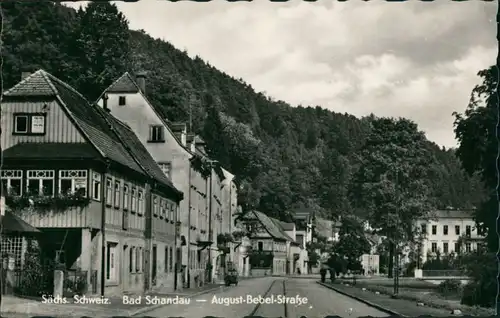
left=97, top=72, right=237, bottom=288
left=1, top=70, right=183, bottom=296
left=416, top=210, right=483, bottom=264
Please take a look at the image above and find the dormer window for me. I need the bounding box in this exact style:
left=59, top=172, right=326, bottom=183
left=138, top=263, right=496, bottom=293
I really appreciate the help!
left=118, top=96, right=126, bottom=106
left=148, top=125, right=164, bottom=142
left=13, top=113, right=46, bottom=135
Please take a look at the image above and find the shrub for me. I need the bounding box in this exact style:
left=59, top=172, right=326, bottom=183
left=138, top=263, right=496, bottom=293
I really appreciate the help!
left=459, top=251, right=496, bottom=308
left=437, top=279, right=462, bottom=296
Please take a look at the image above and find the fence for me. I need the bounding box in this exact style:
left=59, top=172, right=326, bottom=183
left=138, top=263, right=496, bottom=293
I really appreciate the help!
left=422, top=269, right=467, bottom=277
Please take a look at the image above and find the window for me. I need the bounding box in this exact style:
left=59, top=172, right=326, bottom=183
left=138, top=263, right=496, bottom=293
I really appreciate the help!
left=92, top=173, right=101, bottom=201
left=465, top=225, right=471, bottom=237
left=123, top=184, right=129, bottom=210
left=170, top=202, right=175, bottom=221
left=443, top=225, right=448, bottom=235
left=420, top=224, right=427, bottom=235
left=1, top=170, right=23, bottom=196
left=455, top=225, right=460, bottom=235
left=136, top=247, right=141, bottom=272
left=465, top=243, right=471, bottom=253
left=431, top=225, right=437, bottom=235
left=59, top=170, right=87, bottom=196
left=106, top=178, right=113, bottom=206
left=159, top=199, right=164, bottom=219
left=118, top=96, right=126, bottom=106
left=27, top=170, right=54, bottom=196
left=153, top=196, right=159, bottom=217
left=148, top=125, right=164, bottom=142
left=131, top=187, right=137, bottom=213
left=454, top=242, right=460, bottom=253
left=106, top=242, right=118, bottom=282
left=129, top=247, right=134, bottom=273
left=13, top=113, right=46, bottom=135
left=258, top=241, right=263, bottom=251
left=114, top=180, right=121, bottom=208
left=431, top=242, right=437, bottom=253
left=158, top=162, right=172, bottom=179
left=169, top=246, right=173, bottom=272
left=443, top=242, right=449, bottom=254
left=138, top=189, right=144, bottom=215
left=165, top=247, right=169, bottom=273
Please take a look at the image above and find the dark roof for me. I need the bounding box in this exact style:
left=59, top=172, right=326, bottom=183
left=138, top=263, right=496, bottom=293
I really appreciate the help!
left=1, top=211, right=40, bottom=234
left=2, top=143, right=99, bottom=159
left=248, top=211, right=293, bottom=241
left=431, top=210, right=475, bottom=219
left=104, top=72, right=141, bottom=94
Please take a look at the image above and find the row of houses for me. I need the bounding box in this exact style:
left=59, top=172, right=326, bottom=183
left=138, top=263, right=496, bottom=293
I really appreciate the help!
left=0, top=70, right=237, bottom=296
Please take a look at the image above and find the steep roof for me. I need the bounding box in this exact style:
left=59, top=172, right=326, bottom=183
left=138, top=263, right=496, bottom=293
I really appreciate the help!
left=103, top=72, right=141, bottom=94
left=248, top=210, right=293, bottom=242
left=2, top=143, right=99, bottom=159
left=3, top=70, right=182, bottom=200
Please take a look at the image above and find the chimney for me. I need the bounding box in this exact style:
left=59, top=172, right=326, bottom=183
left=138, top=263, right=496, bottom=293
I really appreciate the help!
left=21, top=66, right=33, bottom=80
left=103, top=94, right=110, bottom=112
left=171, top=122, right=187, bottom=146
left=136, top=71, right=147, bottom=94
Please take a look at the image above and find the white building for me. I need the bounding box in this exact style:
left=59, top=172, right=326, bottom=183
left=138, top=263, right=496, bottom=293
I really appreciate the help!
left=416, top=210, right=483, bottom=264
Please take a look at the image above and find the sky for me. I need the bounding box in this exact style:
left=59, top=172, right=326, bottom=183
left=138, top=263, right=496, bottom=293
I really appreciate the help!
left=65, top=1, right=497, bottom=148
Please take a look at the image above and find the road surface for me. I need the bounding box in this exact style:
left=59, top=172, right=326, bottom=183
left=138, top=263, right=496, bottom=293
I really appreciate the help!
left=140, top=277, right=389, bottom=317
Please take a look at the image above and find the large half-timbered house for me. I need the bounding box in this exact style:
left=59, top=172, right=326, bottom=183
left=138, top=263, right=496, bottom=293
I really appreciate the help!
left=0, top=70, right=183, bottom=296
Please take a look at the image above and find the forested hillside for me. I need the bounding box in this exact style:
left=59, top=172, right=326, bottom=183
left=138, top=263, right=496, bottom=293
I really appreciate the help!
left=0, top=2, right=486, bottom=221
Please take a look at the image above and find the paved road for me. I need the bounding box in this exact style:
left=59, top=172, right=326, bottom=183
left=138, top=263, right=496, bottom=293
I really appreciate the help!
left=140, top=277, right=389, bottom=317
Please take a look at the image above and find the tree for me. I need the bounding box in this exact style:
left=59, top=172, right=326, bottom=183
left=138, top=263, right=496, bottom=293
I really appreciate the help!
left=331, top=216, right=370, bottom=269
left=72, top=1, right=131, bottom=100
left=453, top=66, right=497, bottom=252
left=350, top=117, right=436, bottom=277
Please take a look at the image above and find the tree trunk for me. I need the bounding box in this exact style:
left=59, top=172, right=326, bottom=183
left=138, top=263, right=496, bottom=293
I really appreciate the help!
left=388, top=242, right=394, bottom=278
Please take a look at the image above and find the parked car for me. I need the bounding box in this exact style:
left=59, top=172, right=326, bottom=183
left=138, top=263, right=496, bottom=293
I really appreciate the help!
left=224, top=269, right=238, bottom=286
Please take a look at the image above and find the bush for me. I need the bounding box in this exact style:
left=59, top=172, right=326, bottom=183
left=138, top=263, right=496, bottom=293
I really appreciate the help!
left=437, top=279, right=462, bottom=296
left=458, top=251, right=496, bottom=308
left=461, top=281, right=496, bottom=308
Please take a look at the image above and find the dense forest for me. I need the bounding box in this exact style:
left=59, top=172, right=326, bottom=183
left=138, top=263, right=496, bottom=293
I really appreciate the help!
left=0, top=2, right=486, bottom=222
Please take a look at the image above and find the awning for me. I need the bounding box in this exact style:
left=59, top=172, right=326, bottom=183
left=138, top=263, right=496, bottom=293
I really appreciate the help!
left=0, top=211, right=41, bottom=234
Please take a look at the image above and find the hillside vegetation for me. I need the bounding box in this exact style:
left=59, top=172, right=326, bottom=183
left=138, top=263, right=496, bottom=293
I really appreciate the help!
left=0, top=2, right=485, bottom=221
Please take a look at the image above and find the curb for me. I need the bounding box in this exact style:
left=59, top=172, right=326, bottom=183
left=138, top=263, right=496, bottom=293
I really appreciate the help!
left=316, top=281, right=406, bottom=317
left=128, top=285, right=227, bottom=316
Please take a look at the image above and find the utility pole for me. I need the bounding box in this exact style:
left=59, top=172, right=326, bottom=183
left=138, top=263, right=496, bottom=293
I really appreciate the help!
left=392, top=169, right=400, bottom=297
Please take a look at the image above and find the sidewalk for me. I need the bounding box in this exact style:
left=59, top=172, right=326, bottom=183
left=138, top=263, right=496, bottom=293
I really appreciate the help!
left=318, top=281, right=495, bottom=317
left=1, top=283, right=224, bottom=317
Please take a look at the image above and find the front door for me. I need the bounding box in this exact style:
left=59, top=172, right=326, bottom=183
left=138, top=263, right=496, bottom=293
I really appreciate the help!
left=152, top=245, right=157, bottom=286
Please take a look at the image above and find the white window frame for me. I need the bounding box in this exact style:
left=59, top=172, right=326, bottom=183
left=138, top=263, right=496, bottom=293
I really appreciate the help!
left=149, top=125, right=164, bottom=142
left=106, top=242, right=118, bottom=283
left=135, top=247, right=141, bottom=272
left=118, top=96, right=126, bottom=106
left=92, top=172, right=101, bottom=201
left=138, top=189, right=144, bottom=215
left=131, top=187, right=137, bottom=213
left=106, top=177, right=113, bottom=205
left=465, top=243, right=471, bottom=253
left=159, top=199, right=165, bottom=219
left=123, top=184, right=130, bottom=210
left=1, top=170, right=23, bottom=196
left=431, top=242, right=437, bottom=253
left=13, top=114, right=46, bottom=134
left=59, top=170, right=88, bottom=196
left=129, top=246, right=135, bottom=273
left=153, top=196, right=159, bottom=217
left=27, top=170, right=55, bottom=196
left=114, top=180, right=121, bottom=208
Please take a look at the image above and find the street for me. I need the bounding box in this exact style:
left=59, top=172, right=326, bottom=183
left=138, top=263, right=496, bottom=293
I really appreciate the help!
left=140, top=277, right=389, bottom=317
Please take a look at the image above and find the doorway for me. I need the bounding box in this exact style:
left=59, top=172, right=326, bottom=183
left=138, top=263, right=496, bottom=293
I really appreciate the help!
left=152, top=245, right=157, bottom=287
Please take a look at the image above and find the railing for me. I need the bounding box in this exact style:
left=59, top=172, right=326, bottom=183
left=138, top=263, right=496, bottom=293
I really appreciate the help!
left=64, top=270, right=88, bottom=296
left=422, top=269, right=467, bottom=277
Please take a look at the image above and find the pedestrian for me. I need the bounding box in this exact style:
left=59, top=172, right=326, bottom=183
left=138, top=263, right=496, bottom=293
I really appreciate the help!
left=320, top=267, right=327, bottom=283
left=297, top=267, right=301, bottom=275
left=329, top=267, right=335, bottom=282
